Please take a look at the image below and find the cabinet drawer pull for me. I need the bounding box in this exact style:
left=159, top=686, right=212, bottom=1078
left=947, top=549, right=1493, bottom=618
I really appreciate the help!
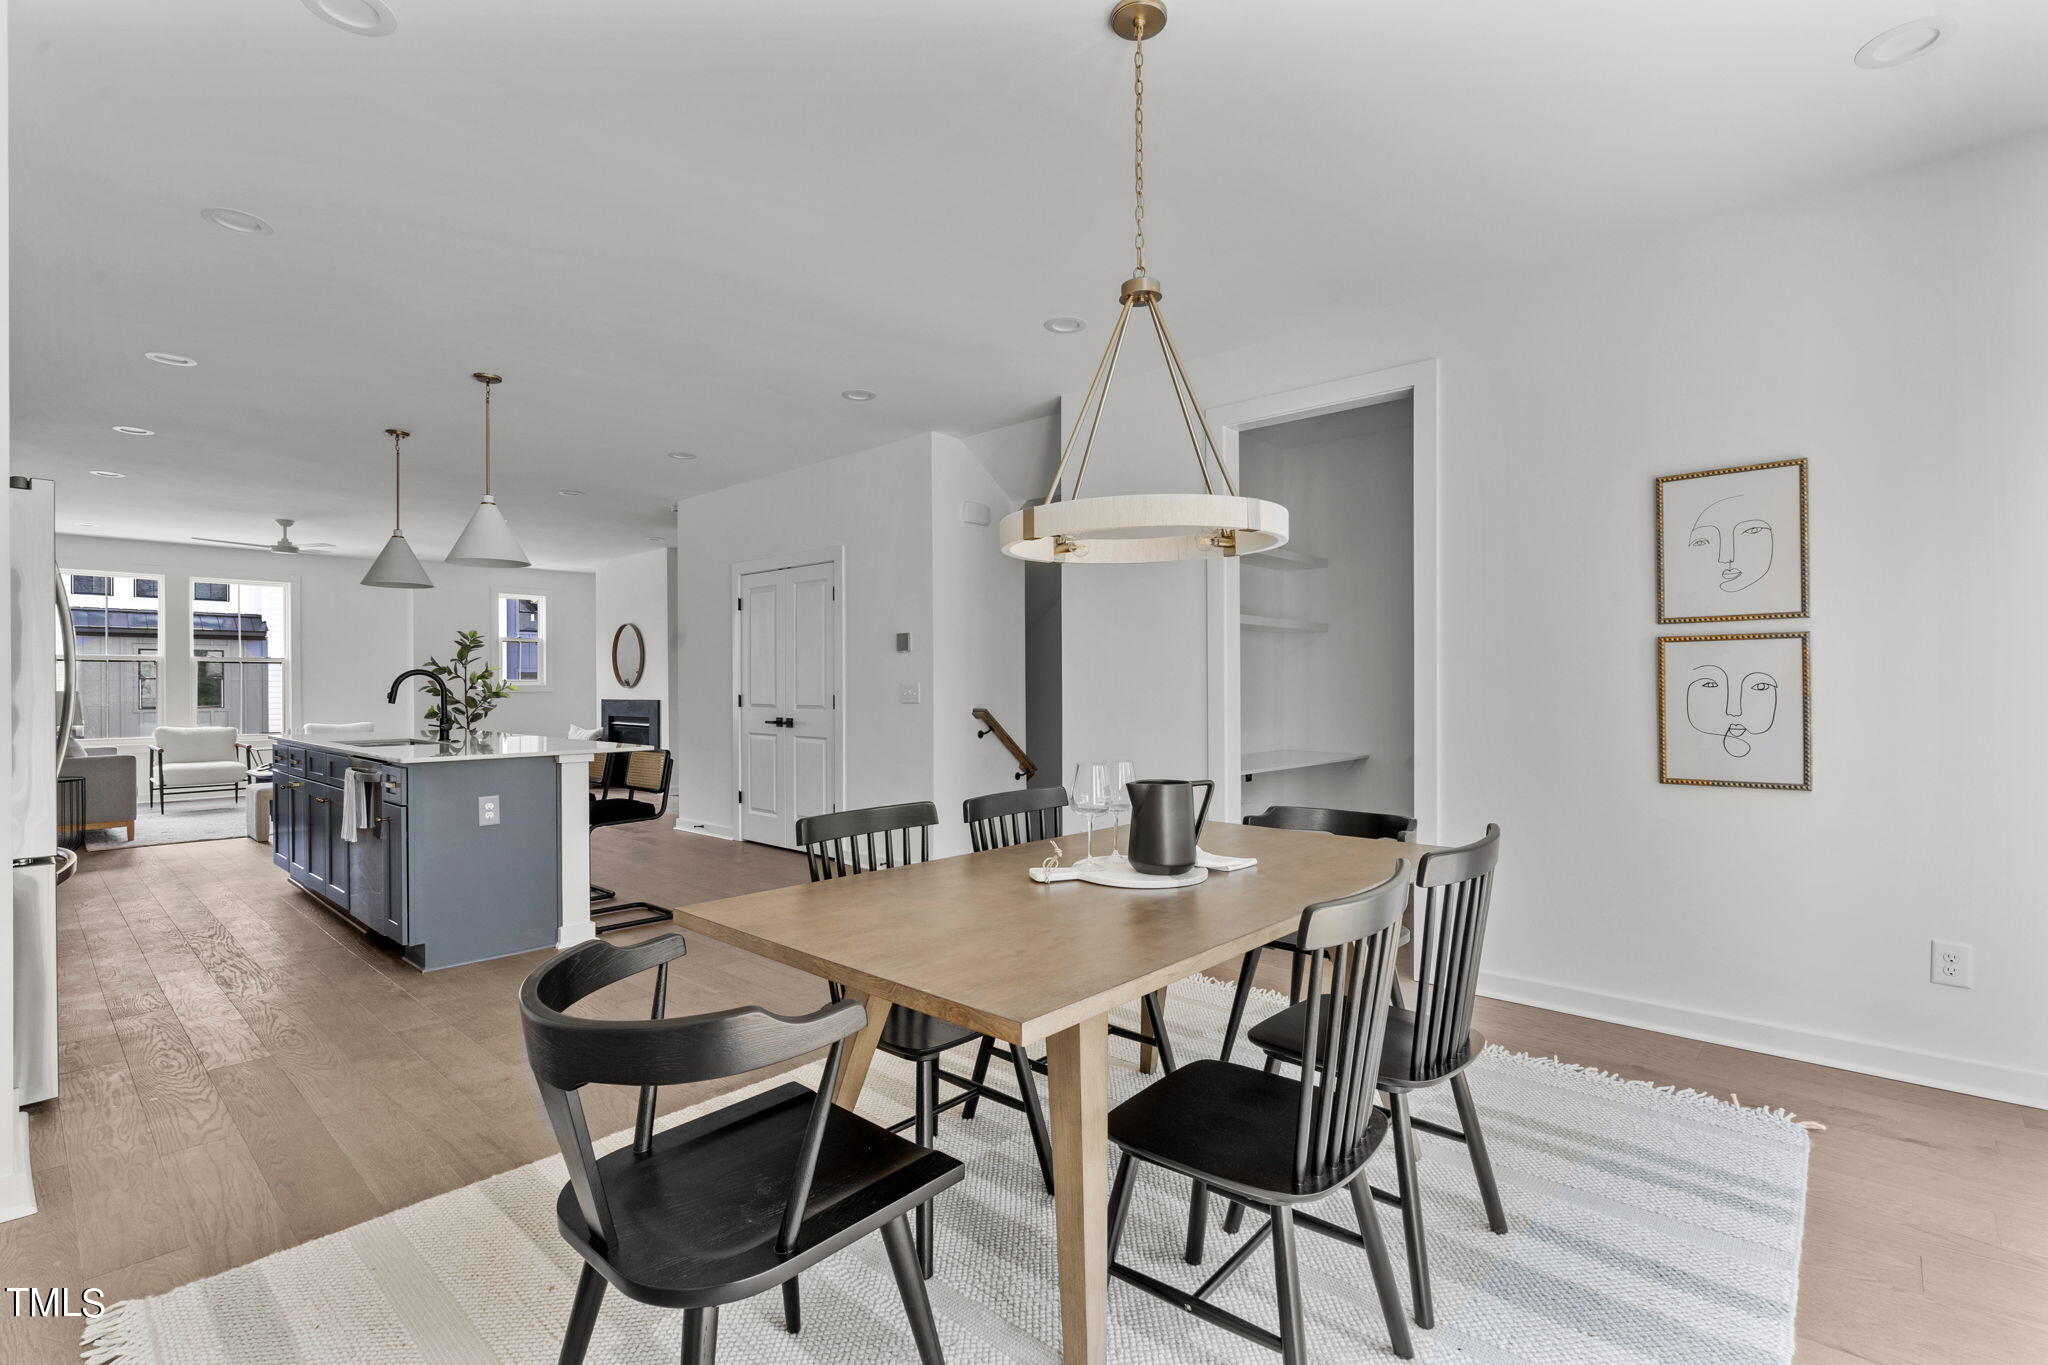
left=312, top=796, right=329, bottom=804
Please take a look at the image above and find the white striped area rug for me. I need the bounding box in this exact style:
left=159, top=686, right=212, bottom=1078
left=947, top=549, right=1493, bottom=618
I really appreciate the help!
left=82, top=976, right=1809, bottom=1365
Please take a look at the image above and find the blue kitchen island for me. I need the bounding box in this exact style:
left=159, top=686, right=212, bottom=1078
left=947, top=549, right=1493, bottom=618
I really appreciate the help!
left=269, top=731, right=646, bottom=970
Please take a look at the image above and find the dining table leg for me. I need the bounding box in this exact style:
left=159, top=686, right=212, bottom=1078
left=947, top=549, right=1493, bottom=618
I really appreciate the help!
left=1047, top=1012, right=1110, bottom=1365
left=830, top=987, right=893, bottom=1110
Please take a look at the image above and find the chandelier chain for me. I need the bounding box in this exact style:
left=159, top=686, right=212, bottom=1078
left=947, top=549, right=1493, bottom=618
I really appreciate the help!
left=1132, top=14, right=1147, bottom=274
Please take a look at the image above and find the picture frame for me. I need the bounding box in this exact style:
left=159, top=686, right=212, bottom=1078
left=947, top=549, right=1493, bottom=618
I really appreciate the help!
left=1655, top=458, right=1808, bottom=623
left=1658, top=632, right=1811, bottom=790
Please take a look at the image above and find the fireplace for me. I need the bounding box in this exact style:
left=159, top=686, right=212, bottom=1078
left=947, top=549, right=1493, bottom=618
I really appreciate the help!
left=601, top=698, right=660, bottom=751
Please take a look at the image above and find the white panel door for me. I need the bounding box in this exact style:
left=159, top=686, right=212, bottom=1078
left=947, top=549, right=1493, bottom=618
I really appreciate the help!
left=736, top=561, right=839, bottom=849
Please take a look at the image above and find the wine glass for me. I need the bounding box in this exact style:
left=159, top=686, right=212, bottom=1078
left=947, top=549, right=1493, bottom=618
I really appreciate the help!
left=1106, top=761, right=1135, bottom=859
left=1071, top=762, right=1111, bottom=864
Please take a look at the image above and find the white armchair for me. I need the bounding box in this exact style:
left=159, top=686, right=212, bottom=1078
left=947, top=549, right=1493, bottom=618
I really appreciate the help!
left=149, top=726, right=257, bottom=812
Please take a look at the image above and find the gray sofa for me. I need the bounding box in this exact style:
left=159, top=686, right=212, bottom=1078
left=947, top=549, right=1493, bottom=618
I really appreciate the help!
left=61, top=744, right=137, bottom=843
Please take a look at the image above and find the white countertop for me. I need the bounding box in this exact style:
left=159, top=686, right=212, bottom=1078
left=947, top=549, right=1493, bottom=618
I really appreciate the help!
left=278, top=732, right=650, bottom=766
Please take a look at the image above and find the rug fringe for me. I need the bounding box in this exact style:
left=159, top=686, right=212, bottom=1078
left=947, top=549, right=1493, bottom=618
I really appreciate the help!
left=78, top=1300, right=142, bottom=1364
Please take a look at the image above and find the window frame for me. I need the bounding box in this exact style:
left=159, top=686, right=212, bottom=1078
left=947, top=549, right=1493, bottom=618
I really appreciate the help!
left=63, top=568, right=166, bottom=742
left=188, top=578, right=292, bottom=736
left=493, top=590, right=550, bottom=690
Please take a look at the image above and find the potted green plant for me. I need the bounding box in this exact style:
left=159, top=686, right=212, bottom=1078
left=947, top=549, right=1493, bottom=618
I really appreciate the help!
left=420, top=629, right=517, bottom=742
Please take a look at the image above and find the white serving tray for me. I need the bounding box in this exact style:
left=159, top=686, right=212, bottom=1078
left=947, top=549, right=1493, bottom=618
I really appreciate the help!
left=1028, top=847, right=1258, bottom=889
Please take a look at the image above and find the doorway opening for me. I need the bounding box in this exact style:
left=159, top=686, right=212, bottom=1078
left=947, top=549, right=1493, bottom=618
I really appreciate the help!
left=1205, top=360, right=1440, bottom=837
left=731, top=552, right=844, bottom=849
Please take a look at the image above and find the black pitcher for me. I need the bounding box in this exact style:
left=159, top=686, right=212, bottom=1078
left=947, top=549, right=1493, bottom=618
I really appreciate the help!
left=1124, top=778, right=1215, bottom=876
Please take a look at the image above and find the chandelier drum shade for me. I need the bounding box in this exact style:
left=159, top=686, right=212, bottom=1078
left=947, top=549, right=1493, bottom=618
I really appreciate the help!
left=999, top=0, right=1287, bottom=564
left=447, top=371, right=531, bottom=568
left=362, top=428, right=434, bottom=589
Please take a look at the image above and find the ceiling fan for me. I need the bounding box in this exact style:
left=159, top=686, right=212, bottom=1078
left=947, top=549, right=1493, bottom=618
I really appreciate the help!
left=192, top=518, right=334, bottom=555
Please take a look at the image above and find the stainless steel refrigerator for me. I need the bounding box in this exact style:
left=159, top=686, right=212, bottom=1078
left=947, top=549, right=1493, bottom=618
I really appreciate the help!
left=10, top=476, right=70, bottom=1111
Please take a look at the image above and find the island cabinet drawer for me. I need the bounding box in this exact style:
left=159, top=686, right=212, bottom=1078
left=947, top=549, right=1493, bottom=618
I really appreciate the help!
left=273, top=742, right=307, bottom=774
left=374, top=765, right=407, bottom=806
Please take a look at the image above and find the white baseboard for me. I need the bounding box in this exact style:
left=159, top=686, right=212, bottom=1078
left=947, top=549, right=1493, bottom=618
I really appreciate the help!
left=673, top=816, right=736, bottom=841
left=0, top=1109, right=40, bottom=1225
left=1480, top=969, right=2048, bottom=1111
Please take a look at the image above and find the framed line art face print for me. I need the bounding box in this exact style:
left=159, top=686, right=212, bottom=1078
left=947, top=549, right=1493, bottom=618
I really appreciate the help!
left=1658, top=632, right=1811, bottom=790
left=1656, top=458, right=1808, bottom=623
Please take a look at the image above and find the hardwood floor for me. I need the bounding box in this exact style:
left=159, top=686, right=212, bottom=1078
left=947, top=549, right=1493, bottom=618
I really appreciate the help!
left=3, top=825, right=2043, bottom=1363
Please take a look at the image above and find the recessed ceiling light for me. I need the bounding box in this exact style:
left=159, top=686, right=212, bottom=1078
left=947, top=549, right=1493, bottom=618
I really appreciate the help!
left=1043, top=316, right=1087, bottom=334
left=145, top=352, right=198, bottom=367
left=200, top=207, right=274, bottom=236
left=647, top=536, right=668, bottom=543
left=841, top=389, right=878, bottom=402
left=90, top=471, right=126, bottom=479
left=1854, top=16, right=1955, bottom=69
left=111, top=426, right=154, bottom=436
left=557, top=489, right=586, bottom=497
left=74, top=523, right=98, bottom=528
left=300, top=0, right=397, bottom=37
left=666, top=451, right=698, bottom=461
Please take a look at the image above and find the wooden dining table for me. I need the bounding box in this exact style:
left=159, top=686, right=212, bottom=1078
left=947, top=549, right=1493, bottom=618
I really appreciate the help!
left=669, top=819, right=1433, bottom=1365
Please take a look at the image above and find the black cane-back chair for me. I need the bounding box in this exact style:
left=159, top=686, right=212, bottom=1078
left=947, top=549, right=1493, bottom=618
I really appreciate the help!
left=587, top=748, right=676, bottom=933
left=520, top=934, right=960, bottom=1364
left=1104, top=864, right=1416, bottom=1361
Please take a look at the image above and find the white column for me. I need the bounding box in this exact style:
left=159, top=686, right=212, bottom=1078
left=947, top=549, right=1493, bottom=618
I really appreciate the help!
left=556, top=755, right=596, bottom=948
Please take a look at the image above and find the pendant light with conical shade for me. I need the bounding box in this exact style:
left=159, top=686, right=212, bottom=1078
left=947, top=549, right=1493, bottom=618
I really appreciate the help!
left=362, top=428, right=434, bottom=589
left=447, top=371, right=530, bottom=567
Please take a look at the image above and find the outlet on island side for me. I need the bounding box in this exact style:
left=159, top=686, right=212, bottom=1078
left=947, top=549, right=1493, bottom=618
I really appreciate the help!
left=1930, top=940, right=1972, bottom=989
left=478, top=795, right=501, bottom=827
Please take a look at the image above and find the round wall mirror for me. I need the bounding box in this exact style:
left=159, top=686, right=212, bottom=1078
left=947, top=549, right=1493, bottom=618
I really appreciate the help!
left=611, top=623, right=646, bottom=689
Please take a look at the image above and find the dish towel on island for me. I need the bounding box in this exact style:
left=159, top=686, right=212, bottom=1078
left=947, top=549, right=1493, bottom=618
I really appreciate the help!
left=339, top=769, right=375, bottom=843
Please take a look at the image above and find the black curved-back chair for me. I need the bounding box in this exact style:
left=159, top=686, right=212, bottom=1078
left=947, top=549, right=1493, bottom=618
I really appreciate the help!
left=519, top=934, right=959, bottom=1365
left=796, top=801, right=1056, bottom=1277
left=1246, top=824, right=1505, bottom=1328
left=588, top=749, right=677, bottom=933
left=1104, top=865, right=1416, bottom=1362
left=956, top=786, right=1179, bottom=1131
left=1217, top=807, right=1418, bottom=1063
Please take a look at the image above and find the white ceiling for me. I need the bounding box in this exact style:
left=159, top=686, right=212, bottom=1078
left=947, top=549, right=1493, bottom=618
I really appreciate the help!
left=15, top=0, right=2048, bottom=568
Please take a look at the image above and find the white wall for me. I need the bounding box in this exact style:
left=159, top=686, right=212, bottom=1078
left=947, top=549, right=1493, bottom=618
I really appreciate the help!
left=1239, top=399, right=1414, bottom=815
left=1057, top=129, right=2048, bottom=1105
left=670, top=435, right=937, bottom=836
left=592, top=546, right=672, bottom=729
left=55, top=534, right=597, bottom=759
left=929, top=435, right=1027, bottom=854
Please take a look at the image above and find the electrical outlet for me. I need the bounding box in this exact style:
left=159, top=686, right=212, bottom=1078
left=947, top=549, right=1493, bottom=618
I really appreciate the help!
left=899, top=682, right=920, bottom=704
left=478, top=795, right=501, bottom=827
left=1930, top=939, right=1972, bottom=989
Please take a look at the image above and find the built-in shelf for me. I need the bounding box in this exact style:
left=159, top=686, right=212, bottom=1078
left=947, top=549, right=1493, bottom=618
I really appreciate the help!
left=1243, top=546, right=1329, bottom=571
left=1240, top=748, right=1368, bottom=777
left=1240, top=613, right=1329, bottom=634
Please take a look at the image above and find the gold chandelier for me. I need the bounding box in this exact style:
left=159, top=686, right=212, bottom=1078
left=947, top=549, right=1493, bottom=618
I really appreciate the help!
left=999, top=0, right=1288, bottom=564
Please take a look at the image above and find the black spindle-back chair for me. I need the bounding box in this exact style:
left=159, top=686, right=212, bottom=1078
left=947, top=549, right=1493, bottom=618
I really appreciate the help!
left=795, top=801, right=1057, bottom=1277
left=519, top=935, right=959, bottom=1365
left=1101, top=865, right=1416, bottom=1361
left=1246, top=823, right=1506, bottom=1328
left=962, top=784, right=1066, bottom=852
left=1217, top=807, right=1418, bottom=1062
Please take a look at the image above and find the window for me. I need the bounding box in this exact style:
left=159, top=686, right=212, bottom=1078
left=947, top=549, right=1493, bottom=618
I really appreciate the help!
left=63, top=571, right=161, bottom=739
left=191, top=581, right=288, bottom=734
left=496, top=593, right=547, bottom=685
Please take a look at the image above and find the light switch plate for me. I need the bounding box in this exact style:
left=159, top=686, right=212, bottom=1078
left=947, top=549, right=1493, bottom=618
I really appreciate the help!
left=898, top=683, right=920, bottom=704
left=478, top=795, right=501, bottom=827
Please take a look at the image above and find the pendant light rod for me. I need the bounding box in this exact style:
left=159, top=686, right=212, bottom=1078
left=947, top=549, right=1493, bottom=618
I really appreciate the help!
left=473, top=372, right=501, bottom=495
left=386, top=427, right=410, bottom=529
